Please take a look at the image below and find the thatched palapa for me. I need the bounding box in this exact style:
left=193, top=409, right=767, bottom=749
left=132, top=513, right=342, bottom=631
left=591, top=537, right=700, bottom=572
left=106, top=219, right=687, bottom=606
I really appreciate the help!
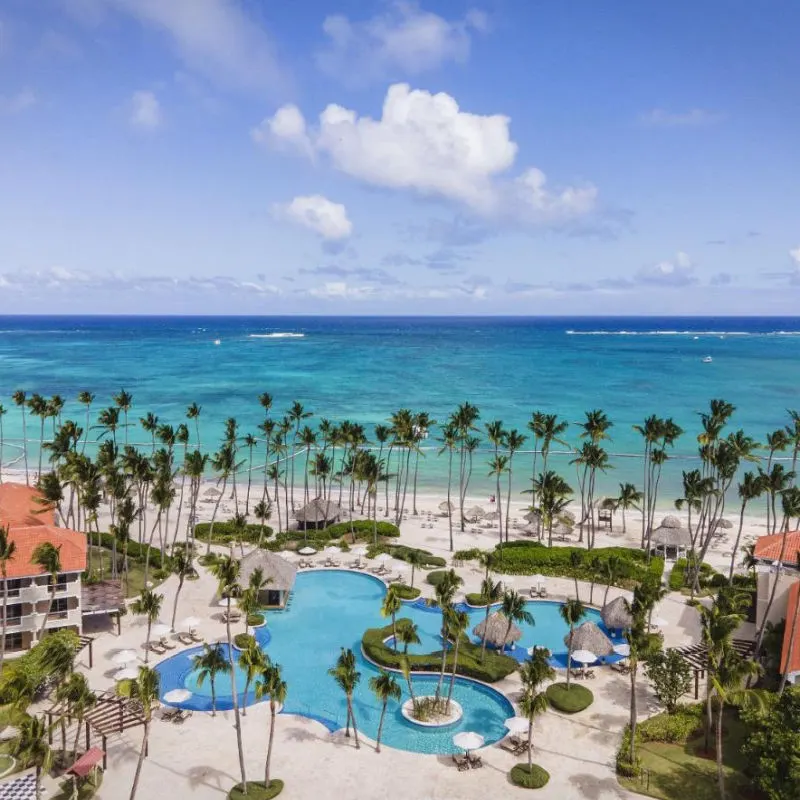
left=600, top=596, right=633, bottom=630
left=294, top=497, right=342, bottom=529
left=464, top=505, right=485, bottom=521
left=650, top=520, right=691, bottom=549
left=472, top=612, right=521, bottom=647
left=564, top=621, right=614, bottom=656
left=238, top=550, right=297, bottom=608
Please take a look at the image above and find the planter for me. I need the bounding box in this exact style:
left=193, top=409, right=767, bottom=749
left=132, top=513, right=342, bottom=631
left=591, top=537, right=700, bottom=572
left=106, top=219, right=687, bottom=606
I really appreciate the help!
left=401, top=696, right=463, bottom=727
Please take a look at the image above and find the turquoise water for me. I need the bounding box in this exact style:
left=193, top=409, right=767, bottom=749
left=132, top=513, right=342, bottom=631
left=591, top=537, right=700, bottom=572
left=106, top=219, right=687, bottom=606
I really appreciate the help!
left=155, top=570, right=617, bottom=754
left=2, top=315, right=800, bottom=497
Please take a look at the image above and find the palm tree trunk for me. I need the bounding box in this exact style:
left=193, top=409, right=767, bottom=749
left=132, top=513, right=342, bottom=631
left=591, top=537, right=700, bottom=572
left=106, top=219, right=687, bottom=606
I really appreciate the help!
left=210, top=679, right=216, bottom=716
left=246, top=447, right=254, bottom=514
left=528, top=717, right=534, bottom=770
left=170, top=576, right=185, bottom=630
left=755, top=525, right=791, bottom=655
left=265, top=703, right=276, bottom=784
left=376, top=702, right=387, bottom=753
left=728, top=501, right=747, bottom=584
left=38, top=582, right=55, bottom=639
left=446, top=637, right=461, bottom=711
left=480, top=598, right=492, bottom=662
left=447, top=449, right=454, bottom=551
left=21, top=408, right=29, bottom=485
left=629, top=661, right=638, bottom=764
left=716, top=701, right=725, bottom=799
left=412, top=450, right=420, bottom=515
left=225, top=601, right=247, bottom=787
left=128, top=721, right=149, bottom=800
left=206, top=478, right=227, bottom=556
left=0, top=568, right=8, bottom=674
left=348, top=695, right=360, bottom=749
left=435, top=622, right=449, bottom=701
left=144, top=619, right=152, bottom=664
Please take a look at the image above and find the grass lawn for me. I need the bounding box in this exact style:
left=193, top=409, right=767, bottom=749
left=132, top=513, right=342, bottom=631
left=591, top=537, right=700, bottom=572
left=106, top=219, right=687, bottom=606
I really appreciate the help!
left=229, top=780, right=283, bottom=799
left=619, top=714, right=754, bottom=800
left=546, top=682, right=593, bottom=713
left=86, top=547, right=163, bottom=598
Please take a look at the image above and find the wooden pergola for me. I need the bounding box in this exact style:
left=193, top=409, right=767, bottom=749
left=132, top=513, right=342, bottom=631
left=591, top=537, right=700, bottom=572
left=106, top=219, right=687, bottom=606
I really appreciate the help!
left=47, top=691, right=146, bottom=769
left=76, top=635, right=95, bottom=669
left=675, top=638, right=755, bottom=699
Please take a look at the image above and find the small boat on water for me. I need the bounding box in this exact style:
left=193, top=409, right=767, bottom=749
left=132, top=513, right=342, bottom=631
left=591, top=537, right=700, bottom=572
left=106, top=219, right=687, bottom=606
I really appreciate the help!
left=214, top=339, right=221, bottom=345
left=702, top=356, right=713, bottom=363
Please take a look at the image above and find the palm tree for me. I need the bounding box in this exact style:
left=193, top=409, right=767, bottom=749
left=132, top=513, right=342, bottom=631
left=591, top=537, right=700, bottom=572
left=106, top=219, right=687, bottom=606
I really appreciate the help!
left=27, top=393, right=48, bottom=479
left=614, top=482, right=642, bottom=534
left=12, top=390, right=29, bottom=484
left=12, top=716, right=52, bottom=799
left=169, top=548, right=192, bottom=630
left=140, top=412, right=159, bottom=453
left=207, top=444, right=234, bottom=554
left=779, top=552, right=800, bottom=695
left=519, top=685, right=551, bottom=773
left=479, top=576, right=503, bottom=662
left=601, top=555, right=622, bottom=607
left=501, top=589, right=534, bottom=651
left=31, top=541, right=61, bottom=639
left=445, top=607, right=469, bottom=711
left=239, top=639, right=267, bottom=715
left=518, top=647, right=555, bottom=771
left=254, top=660, right=286, bottom=789
left=128, top=666, right=159, bottom=800
left=77, top=391, right=95, bottom=455
left=192, top=643, right=229, bottom=716
left=0, top=403, right=6, bottom=482
left=405, top=549, right=424, bottom=589
left=61, top=672, right=95, bottom=761
left=243, top=432, right=258, bottom=513
left=253, top=499, right=272, bottom=549
left=131, top=588, right=164, bottom=664
left=433, top=569, right=463, bottom=701
left=623, top=588, right=650, bottom=767
left=729, top=472, right=765, bottom=582
left=328, top=648, right=361, bottom=748
left=396, top=621, right=421, bottom=654
left=186, top=402, right=202, bottom=448
left=0, top=525, right=17, bottom=674
left=369, top=670, right=401, bottom=753
left=505, top=429, right=527, bottom=542
left=486, top=420, right=507, bottom=539
left=287, top=401, right=311, bottom=507
left=381, top=585, right=403, bottom=651
left=560, top=598, right=586, bottom=690
left=438, top=422, right=458, bottom=550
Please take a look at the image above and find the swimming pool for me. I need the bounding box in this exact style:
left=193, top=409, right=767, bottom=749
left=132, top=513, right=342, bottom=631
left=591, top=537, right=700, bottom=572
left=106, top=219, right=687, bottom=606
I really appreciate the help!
left=155, top=570, right=615, bottom=754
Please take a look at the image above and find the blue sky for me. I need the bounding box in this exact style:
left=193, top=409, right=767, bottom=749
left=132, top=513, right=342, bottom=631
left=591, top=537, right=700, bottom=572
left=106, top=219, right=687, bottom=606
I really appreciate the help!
left=0, top=0, right=798, bottom=314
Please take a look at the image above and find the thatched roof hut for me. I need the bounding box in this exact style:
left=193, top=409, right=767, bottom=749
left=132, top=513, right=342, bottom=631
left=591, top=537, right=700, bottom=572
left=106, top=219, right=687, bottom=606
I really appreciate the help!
left=438, top=500, right=454, bottom=514
left=472, top=612, right=522, bottom=647
left=294, top=498, right=342, bottom=529
left=650, top=521, right=691, bottom=548
left=464, top=505, right=486, bottom=521
left=659, top=515, right=683, bottom=529
left=563, top=621, right=614, bottom=655
left=601, top=596, right=633, bottom=630
left=237, top=550, right=297, bottom=607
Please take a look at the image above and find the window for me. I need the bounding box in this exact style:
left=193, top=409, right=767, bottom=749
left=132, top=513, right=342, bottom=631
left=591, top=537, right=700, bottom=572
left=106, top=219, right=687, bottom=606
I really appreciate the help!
left=1, top=604, right=23, bottom=625
left=4, top=632, right=23, bottom=652
left=48, top=597, right=69, bottom=619
left=1, top=579, right=22, bottom=598
left=55, top=574, right=69, bottom=593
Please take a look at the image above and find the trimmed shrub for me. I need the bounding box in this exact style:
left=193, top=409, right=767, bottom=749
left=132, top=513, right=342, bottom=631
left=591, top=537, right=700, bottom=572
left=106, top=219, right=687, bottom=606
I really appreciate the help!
left=392, top=584, right=421, bottom=601
left=321, top=520, right=400, bottom=540
left=453, top=548, right=485, bottom=562
left=465, top=593, right=489, bottom=607
left=233, top=633, right=255, bottom=650
left=247, top=613, right=265, bottom=627
left=228, top=780, right=283, bottom=799
left=510, top=763, right=550, bottom=789
left=426, top=570, right=448, bottom=587
left=194, top=521, right=272, bottom=545
left=367, top=543, right=446, bottom=568
left=638, top=704, right=703, bottom=743
left=94, top=532, right=169, bottom=569
left=363, top=619, right=517, bottom=682
left=546, top=682, right=593, bottom=713
left=615, top=727, right=641, bottom=777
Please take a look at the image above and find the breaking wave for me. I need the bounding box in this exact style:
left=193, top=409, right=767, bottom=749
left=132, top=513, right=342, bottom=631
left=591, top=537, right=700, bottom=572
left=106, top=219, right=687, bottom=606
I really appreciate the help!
left=248, top=332, right=305, bottom=339
left=565, top=330, right=800, bottom=337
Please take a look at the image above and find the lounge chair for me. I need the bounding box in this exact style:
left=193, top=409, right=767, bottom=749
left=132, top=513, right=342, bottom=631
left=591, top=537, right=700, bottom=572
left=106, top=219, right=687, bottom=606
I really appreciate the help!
left=177, top=632, right=194, bottom=646
left=539, top=586, right=548, bottom=598
left=585, top=668, right=596, bottom=679
left=161, top=706, right=179, bottom=721
left=160, top=637, right=176, bottom=650
left=174, top=709, right=193, bottom=724
left=570, top=668, right=585, bottom=680
left=148, top=641, right=166, bottom=655
left=190, top=630, right=204, bottom=644
left=511, top=736, right=530, bottom=754
left=467, top=753, right=483, bottom=769
left=528, top=587, right=538, bottom=598
left=499, top=738, right=518, bottom=754
left=452, top=753, right=470, bottom=772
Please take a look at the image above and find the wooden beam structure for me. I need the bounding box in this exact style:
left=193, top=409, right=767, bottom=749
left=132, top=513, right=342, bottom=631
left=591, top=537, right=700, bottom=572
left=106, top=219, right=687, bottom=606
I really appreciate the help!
left=675, top=638, right=755, bottom=699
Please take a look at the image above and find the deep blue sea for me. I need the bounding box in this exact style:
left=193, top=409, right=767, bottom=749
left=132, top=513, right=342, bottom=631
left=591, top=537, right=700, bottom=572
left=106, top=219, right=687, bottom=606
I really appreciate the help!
left=1, top=315, right=799, bottom=498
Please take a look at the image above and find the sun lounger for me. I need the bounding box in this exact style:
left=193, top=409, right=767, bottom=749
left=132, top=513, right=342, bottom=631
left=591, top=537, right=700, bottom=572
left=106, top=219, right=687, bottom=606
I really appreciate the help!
left=148, top=641, right=166, bottom=655
left=585, top=669, right=596, bottom=679
left=160, top=638, right=176, bottom=650
left=499, top=739, right=518, bottom=754
left=467, top=753, right=483, bottom=769
left=511, top=736, right=530, bottom=754
left=528, top=587, right=538, bottom=598
left=570, top=668, right=585, bottom=679
left=452, top=753, right=470, bottom=772
left=539, top=587, right=548, bottom=598
left=174, top=709, right=193, bottom=724
left=161, top=706, right=179, bottom=721
left=177, top=632, right=194, bottom=646
left=190, top=631, right=203, bottom=644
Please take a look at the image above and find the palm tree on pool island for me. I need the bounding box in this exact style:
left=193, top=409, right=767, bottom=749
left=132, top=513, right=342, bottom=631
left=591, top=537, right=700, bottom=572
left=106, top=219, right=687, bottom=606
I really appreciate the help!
left=192, top=643, right=230, bottom=717
left=369, top=669, right=401, bottom=753
left=560, top=598, right=586, bottom=690
left=519, top=647, right=555, bottom=773
left=328, top=647, right=361, bottom=748
left=12, top=715, right=51, bottom=800
left=254, top=660, right=287, bottom=791
left=501, top=588, right=534, bottom=652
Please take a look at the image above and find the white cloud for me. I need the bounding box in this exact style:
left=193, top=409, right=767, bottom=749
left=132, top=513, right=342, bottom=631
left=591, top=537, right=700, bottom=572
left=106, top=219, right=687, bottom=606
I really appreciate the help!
left=129, top=90, right=161, bottom=129
left=88, top=0, right=284, bottom=93
left=308, top=281, right=374, bottom=300
left=0, top=89, right=37, bottom=114
left=639, top=108, right=725, bottom=127
left=790, top=246, right=800, bottom=265
left=276, top=195, right=353, bottom=240
left=316, top=2, right=488, bottom=84
left=635, top=252, right=697, bottom=286
left=257, top=83, right=597, bottom=225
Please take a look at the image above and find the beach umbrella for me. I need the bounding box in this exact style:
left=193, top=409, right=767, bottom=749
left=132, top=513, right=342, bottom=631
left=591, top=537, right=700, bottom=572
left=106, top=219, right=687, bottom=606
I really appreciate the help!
left=564, top=621, right=614, bottom=656
left=324, top=545, right=341, bottom=555
left=203, top=487, right=221, bottom=497
left=114, top=667, right=140, bottom=681
left=163, top=688, right=192, bottom=704
left=376, top=552, right=393, bottom=563
left=352, top=546, right=368, bottom=557
left=531, top=574, right=545, bottom=588
left=179, top=616, right=201, bottom=632
left=453, top=731, right=485, bottom=752
left=111, top=649, right=138, bottom=666
left=464, top=505, right=485, bottom=521
left=522, top=510, right=540, bottom=523
left=278, top=550, right=296, bottom=560
left=559, top=510, right=577, bottom=526
left=217, top=597, right=238, bottom=608
left=504, top=717, right=529, bottom=735
left=151, top=622, right=171, bottom=639
left=472, top=612, right=522, bottom=647
left=484, top=510, right=500, bottom=521
left=716, top=518, right=734, bottom=530
left=438, top=500, right=455, bottom=514
left=613, top=643, right=631, bottom=657
left=601, top=597, right=633, bottom=630
left=570, top=649, right=598, bottom=665
left=298, top=546, right=317, bottom=556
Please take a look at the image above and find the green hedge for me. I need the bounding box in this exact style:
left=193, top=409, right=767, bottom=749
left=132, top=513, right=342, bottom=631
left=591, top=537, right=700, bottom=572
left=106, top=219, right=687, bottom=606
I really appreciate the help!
left=321, top=520, right=400, bottom=539
left=247, top=613, right=265, bottom=627
left=94, top=532, right=169, bottom=568
left=426, top=570, right=447, bottom=587
left=368, top=544, right=446, bottom=569
left=265, top=520, right=400, bottom=551
left=638, top=704, right=703, bottom=743
left=491, top=544, right=663, bottom=589
left=510, top=763, right=550, bottom=789
left=465, top=593, right=491, bottom=607
left=546, top=682, right=593, bottom=713
left=195, top=521, right=273, bottom=545
left=363, top=619, right=517, bottom=683
left=392, top=584, right=421, bottom=601
left=453, top=548, right=485, bottom=561
left=233, top=633, right=255, bottom=649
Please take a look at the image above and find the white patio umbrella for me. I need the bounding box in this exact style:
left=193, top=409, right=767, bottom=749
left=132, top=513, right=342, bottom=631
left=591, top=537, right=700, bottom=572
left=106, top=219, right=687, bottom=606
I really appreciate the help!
left=570, top=649, right=598, bottom=665
left=376, top=552, right=393, bottom=563
left=453, top=731, right=485, bottom=752
left=531, top=574, right=545, bottom=588
left=352, top=546, right=368, bottom=557
left=613, top=643, right=631, bottom=657
left=298, top=546, right=317, bottom=556
left=504, top=717, right=529, bottom=735
left=111, top=649, right=138, bottom=665
left=324, top=546, right=341, bottom=555
left=163, top=688, right=192, bottom=704
left=114, top=667, right=140, bottom=681
left=179, top=616, right=201, bottom=632
left=278, top=550, right=295, bottom=560
left=151, top=623, right=171, bottom=639
left=217, top=598, right=238, bottom=608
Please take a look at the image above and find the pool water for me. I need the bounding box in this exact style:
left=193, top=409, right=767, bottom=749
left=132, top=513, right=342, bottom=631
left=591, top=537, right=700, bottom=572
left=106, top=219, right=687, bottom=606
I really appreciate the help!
left=156, top=570, right=616, bottom=754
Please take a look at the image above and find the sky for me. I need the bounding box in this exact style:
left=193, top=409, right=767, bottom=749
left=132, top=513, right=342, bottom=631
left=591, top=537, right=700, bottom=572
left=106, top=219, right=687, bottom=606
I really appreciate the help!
left=0, top=0, right=798, bottom=315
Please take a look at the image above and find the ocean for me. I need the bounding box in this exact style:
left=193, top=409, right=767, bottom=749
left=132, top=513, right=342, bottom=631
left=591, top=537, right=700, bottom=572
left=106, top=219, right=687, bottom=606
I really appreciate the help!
left=1, top=315, right=799, bottom=499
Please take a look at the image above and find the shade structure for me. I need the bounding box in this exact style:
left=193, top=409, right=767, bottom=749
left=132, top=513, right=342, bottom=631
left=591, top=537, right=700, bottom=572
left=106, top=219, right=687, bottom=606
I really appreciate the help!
left=352, top=546, right=368, bottom=557
left=453, top=731, right=485, bottom=752
left=564, top=621, right=614, bottom=656
left=278, top=550, right=296, bottom=560
left=163, top=688, right=192, bottom=704
left=66, top=747, right=104, bottom=779
left=531, top=574, right=545, bottom=587
left=650, top=519, right=692, bottom=548
left=559, top=510, right=577, bottom=526
left=464, top=505, right=485, bottom=521
left=438, top=500, right=455, bottom=514
left=179, top=616, right=201, bottom=632
left=111, top=649, right=138, bottom=666
left=716, top=518, right=734, bottom=530
left=217, top=597, right=238, bottom=608
left=114, top=667, right=139, bottom=681
left=601, top=596, right=633, bottom=630
left=551, top=521, right=573, bottom=538
left=472, top=611, right=522, bottom=647
left=570, top=649, right=598, bottom=665
left=483, top=510, right=500, bottom=521
left=660, top=515, right=683, bottom=528
left=294, top=497, right=342, bottom=527
left=150, top=623, right=171, bottom=638
left=613, top=643, right=631, bottom=657
left=324, top=545, right=341, bottom=555
left=505, top=716, right=529, bottom=735
left=298, top=546, right=317, bottom=556
left=376, top=552, right=393, bottom=563
left=203, top=487, right=221, bottom=497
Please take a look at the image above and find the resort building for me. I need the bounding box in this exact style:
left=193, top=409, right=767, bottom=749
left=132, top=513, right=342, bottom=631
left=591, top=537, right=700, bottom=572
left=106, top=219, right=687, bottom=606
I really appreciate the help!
left=780, top=581, right=800, bottom=686
left=0, top=484, right=87, bottom=654
left=237, top=550, right=297, bottom=608
left=752, top=530, right=800, bottom=570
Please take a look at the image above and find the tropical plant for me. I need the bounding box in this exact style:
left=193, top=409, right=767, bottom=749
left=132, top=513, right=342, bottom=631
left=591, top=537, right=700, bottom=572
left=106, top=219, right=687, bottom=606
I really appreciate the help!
left=254, top=660, right=286, bottom=788
left=31, top=541, right=62, bottom=639
left=381, top=585, right=403, bottom=651
left=192, top=644, right=229, bottom=716
left=395, top=621, right=420, bottom=654
left=444, top=607, right=469, bottom=711
left=12, top=715, right=52, bottom=798
left=328, top=648, right=361, bottom=748
left=239, top=639, right=267, bottom=715
left=479, top=575, right=504, bottom=662
left=169, top=547, right=191, bottom=631
left=560, top=598, right=586, bottom=690
left=130, top=588, right=164, bottom=664
left=614, top=482, right=642, bottom=534
left=368, top=669, right=401, bottom=753
left=128, top=666, right=159, bottom=800
left=644, top=648, right=692, bottom=713
left=500, top=589, right=534, bottom=651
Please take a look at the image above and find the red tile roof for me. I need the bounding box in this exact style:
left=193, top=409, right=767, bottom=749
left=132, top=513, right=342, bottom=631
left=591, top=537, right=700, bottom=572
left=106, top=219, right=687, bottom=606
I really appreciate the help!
left=0, top=482, right=86, bottom=578
left=781, top=581, right=800, bottom=675
left=753, top=531, right=800, bottom=566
